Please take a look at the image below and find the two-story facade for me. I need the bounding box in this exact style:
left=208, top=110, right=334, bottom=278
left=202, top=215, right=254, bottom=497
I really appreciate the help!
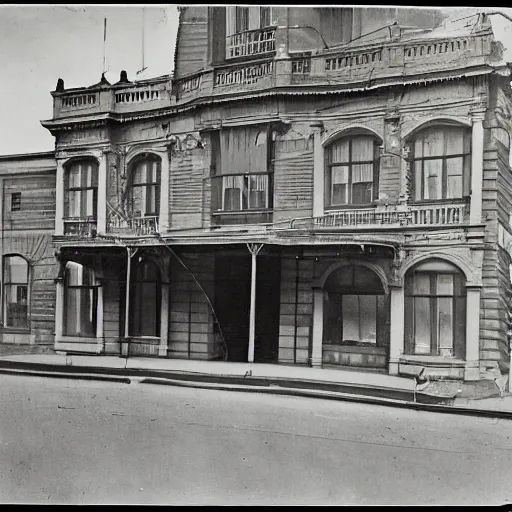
left=0, top=153, right=57, bottom=350
left=40, top=7, right=512, bottom=391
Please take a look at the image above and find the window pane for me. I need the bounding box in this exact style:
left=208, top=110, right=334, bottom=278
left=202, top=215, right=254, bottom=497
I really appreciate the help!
left=438, top=297, right=453, bottom=356
left=224, top=188, right=241, bottom=210
left=352, top=182, right=372, bottom=204
left=330, top=139, right=350, bottom=163
left=64, top=288, right=95, bottom=337
left=5, top=284, right=28, bottom=328
left=342, top=295, right=360, bottom=341
left=332, top=184, right=347, bottom=205
left=352, top=164, right=373, bottom=183
left=351, top=137, right=374, bottom=161
left=69, top=166, right=81, bottom=188
left=413, top=161, right=423, bottom=201
left=85, top=189, right=95, bottom=216
left=437, top=274, right=454, bottom=295
left=445, top=128, right=464, bottom=155
left=424, top=159, right=442, bottom=199
left=359, top=295, right=377, bottom=343
left=4, top=256, right=27, bottom=284
left=65, top=262, right=94, bottom=287
left=248, top=175, right=267, bottom=208
left=446, top=157, right=463, bottom=199
left=423, top=129, right=444, bottom=157
left=412, top=273, right=431, bottom=295
left=414, top=297, right=431, bottom=354
left=332, top=166, right=349, bottom=184
left=414, top=138, right=423, bottom=158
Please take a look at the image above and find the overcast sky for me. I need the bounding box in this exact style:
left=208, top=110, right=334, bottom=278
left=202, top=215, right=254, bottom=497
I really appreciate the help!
left=0, top=4, right=179, bottom=155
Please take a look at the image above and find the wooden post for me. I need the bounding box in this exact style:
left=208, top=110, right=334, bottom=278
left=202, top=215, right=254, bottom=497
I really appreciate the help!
left=311, top=287, right=324, bottom=367
left=464, top=286, right=481, bottom=381
left=122, top=247, right=133, bottom=357
left=389, top=286, right=405, bottom=375
left=54, top=277, right=64, bottom=342
left=159, top=148, right=170, bottom=233
left=96, top=282, right=104, bottom=354
left=97, top=153, right=108, bottom=234
left=312, top=124, right=324, bottom=218
left=247, top=243, right=263, bottom=363
left=159, top=283, right=169, bottom=356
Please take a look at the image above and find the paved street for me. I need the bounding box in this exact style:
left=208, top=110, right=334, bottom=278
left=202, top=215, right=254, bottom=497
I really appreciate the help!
left=1, top=374, right=511, bottom=505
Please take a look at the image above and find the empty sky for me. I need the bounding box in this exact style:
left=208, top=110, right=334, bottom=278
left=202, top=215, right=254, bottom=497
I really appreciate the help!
left=0, top=4, right=179, bottom=155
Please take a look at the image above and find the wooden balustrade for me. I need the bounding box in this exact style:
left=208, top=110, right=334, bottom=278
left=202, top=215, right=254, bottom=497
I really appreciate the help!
left=226, top=27, right=276, bottom=59
left=108, top=215, right=159, bottom=236
left=214, top=60, right=274, bottom=87
left=63, top=218, right=97, bottom=237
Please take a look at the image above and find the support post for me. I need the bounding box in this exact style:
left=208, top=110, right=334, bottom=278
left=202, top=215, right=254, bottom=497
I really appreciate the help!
left=121, top=247, right=134, bottom=357
left=311, top=287, right=324, bottom=367
left=159, top=283, right=169, bottom=356
left=96, top=282, right=104, bottom=353
left=389, top=286, right=405, bottom=375
left=470, top=111, right=485, bottom=224
left=55, top=160, right=65, bottom=236
left=465, top=286, right=481, bottom=381
left=54, top=277, right=64, bottom=342
left=159, top=149, right=170, bottom=233
left=247, top=243, right=263, bottom=363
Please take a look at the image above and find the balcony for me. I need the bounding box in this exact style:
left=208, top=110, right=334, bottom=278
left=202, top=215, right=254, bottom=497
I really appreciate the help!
left=226, top=27, right=276, bottom=59
left=289, top=202, right=469, bottom=230
left=108, top=215, right=159, bottom=237
left=172, top=27, right=495, bottom=107
left=63, top=217, right=97, bottom=237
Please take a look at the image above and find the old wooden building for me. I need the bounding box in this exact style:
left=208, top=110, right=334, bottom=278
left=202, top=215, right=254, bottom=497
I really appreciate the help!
left=39, top=7, right=512, bottom=390
left=0, top=152, right=57, bottom=349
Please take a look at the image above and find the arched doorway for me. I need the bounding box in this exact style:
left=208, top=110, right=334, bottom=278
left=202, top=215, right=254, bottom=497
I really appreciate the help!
left=322, top=264, right=389, bottom=368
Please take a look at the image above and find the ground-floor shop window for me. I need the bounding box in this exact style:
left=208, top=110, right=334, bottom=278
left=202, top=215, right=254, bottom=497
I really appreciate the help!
left=405, top=260, right=466, bottom=358
left=3, top=255, right=29, bottom=329
left=63, top=261, right=97, bottom=337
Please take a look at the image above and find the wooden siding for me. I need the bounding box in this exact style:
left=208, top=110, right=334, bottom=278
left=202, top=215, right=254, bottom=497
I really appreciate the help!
left=278, top=256, right=313, bottom=364
left=3, top=175, right=56, bottom=230
left=174, top=6, right=208, bottom=79
left=273, top=139, right=314, bottom=223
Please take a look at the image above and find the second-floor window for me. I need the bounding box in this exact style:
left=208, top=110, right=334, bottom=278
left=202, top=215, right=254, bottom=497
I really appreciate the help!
left=211, top=126, right=274, bottom=212
left=128, top=155, right=161, bottom=218
left=409, top=125, right=471, bottom=202
left=325, top=135, right=380, bottom=207
left=65, top=160, right=98, bottom=219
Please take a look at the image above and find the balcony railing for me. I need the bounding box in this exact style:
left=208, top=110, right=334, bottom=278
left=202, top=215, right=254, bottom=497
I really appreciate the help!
left=290, top=203, right=469, bottom=230
left=226, top=27, right=276, bottom=59
left=108, top=215, right=159, bottom=236
left=63, top=217, right=97, bottom=237
left=214, top=59, right=275, bottom=89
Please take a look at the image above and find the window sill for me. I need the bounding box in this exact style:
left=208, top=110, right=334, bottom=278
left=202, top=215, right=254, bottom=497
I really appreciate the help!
left=324, top=204, right=375, bottom=211
left=212, top=209, right=272, bottom=216
left=323, top=343, right=387, bottom=355
left=0, top=327, right=30, bottom=334
left=410, top=198, right=470, bottom=206
left=399, top=354, right=466, bottom=366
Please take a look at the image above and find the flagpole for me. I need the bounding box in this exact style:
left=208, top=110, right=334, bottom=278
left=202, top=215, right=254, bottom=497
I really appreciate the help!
left=102, top=17, right=107, bottom=74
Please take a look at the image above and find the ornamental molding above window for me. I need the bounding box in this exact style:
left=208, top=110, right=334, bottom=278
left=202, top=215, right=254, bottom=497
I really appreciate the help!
left=168, top=132, right=204, bottom=153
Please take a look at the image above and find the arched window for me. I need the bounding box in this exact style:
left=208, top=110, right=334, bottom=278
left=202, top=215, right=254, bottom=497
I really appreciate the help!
left=128, top=155, right=161, bottom=218
left=405, top=260, right=466, bottom=358
left=63, top=261, right=97, bottom=337
left=324, top=134, right=380, bottom=207
left=130, top=259, right=161, bottom=337
left=3, top=255, right=29, bottom=328
left=408, top=125, right=471, bottom=201
left=65, top=160, right=98, bottom=219
left=323, top=265, right=387, bottom=346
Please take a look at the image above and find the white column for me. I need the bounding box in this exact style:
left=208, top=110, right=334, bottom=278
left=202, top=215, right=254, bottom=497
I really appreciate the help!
left=311, top=287, right=324, bottom=367
left=96, top=283, right=104, bottom=353
left=313, top=126, right=324, bottom=217
left=389, top=286, right=404, bottom=375
left=97, top=153, right=108, bottom=234
left=159, top=149, right=170, bottom=233
left=465, top=287, right=481, bottom=381
left=470, top=112, right=485, bottom=224
left=54, top=278, right=64, bottom=341
left=248, top=251, right=257, bottom=363
left=159, top=284, right=169, bottom=356
left=55, top=160, right=65, bottom=236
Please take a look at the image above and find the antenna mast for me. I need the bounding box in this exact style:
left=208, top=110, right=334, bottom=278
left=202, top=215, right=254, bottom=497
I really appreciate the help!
left=136, top=7, right=148, bottom=76
left=102, top=18, right=107, bottom=74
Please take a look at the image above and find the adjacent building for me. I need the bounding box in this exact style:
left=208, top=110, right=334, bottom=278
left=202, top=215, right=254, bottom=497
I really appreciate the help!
left=28, top=6, right=512, bottom=391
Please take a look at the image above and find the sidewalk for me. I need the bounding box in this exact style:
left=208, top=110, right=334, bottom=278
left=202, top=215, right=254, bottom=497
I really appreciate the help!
left=0, top=350, right=511, bottom=419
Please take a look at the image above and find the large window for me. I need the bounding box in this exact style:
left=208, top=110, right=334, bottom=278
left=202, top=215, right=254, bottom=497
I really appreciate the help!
left=211, top=126, right=274, bottom=213
left=409, top=125, right=471, bottom=201
left=130, top=259, right=161, bottom=337
left=3, top=255, right=29, bottom=329
left=128, top=155, right=161, bottom=218
left=63, top=262, right=97, bottom=337
left=226, top=7, right=272, bottom=35
left=65, top=160, right=98, bottom=219
left=405, top=260, right=466, bottom=358
left=323, top=265, right=387, bottom=346
left=325, top=135, right=380, bottom=207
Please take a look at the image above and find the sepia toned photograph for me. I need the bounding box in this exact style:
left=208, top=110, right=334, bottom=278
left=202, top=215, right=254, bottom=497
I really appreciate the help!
left=1, top=3, right=512, bottom=505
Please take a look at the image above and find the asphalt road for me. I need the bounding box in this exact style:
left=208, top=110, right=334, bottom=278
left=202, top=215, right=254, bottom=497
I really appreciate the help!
left=1, top=374, right=511, bottom=505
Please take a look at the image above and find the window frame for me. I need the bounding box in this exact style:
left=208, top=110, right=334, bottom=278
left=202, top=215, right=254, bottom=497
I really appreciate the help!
left=63, top=261, right=98, bottom=338
left=11, top=192, right=21, bottom=212
left=409, top=125, right=472, bottom=203
left=324, top=134, right=381, bottom=209
left=405, top=267, right=466, bottom=358
left=64, top=160, right=99, bottom=220
left=128, top=155, right=162, bottom=218
left=2, top=254, right=29, bottom=330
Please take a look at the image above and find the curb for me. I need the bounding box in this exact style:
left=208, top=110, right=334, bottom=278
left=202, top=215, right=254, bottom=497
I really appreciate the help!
left=1, top=364, right=511, bottom=420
